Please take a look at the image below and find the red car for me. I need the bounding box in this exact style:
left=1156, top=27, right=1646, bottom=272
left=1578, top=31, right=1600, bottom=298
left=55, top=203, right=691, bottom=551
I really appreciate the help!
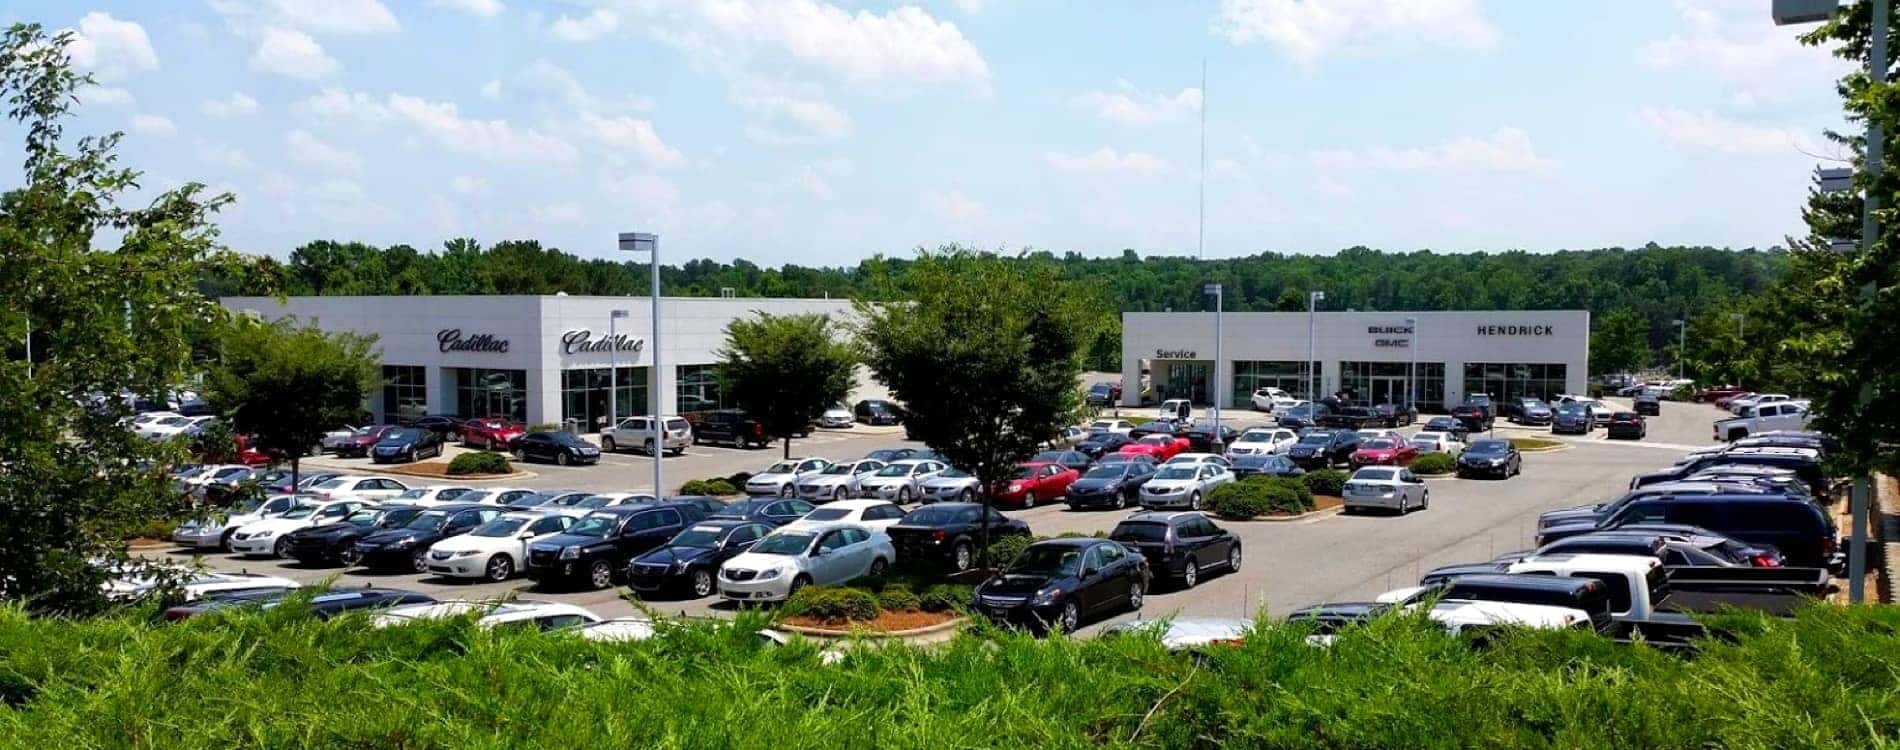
left=1697, top=386, right=1747, bottom=405
left=991, top=461, right=1080, bottom=508
left=235, top=434, right=273, bottom=467
left=1118, top=433, right=1189, bottom=462
left=1350, top=438, right=1418, bottom=467
left=461, top=417, right=526, bottom=450
left=332, top=425, right=397, bottom=458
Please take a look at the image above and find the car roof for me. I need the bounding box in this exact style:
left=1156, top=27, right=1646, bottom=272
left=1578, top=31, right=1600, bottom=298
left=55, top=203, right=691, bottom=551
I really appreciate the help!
left=822, top=499, right=899, bottom=511
left=1122, top=511, right=1207, bottom=524
left=683, top=519, right=761, bottom=532
left=1029, top=537, right=1105, bottom=549
left=1512, top=553, right=1661, bottom=573
left=421, top=502, right=491, bottom=512
left=768, top=520, right=862, bottom=534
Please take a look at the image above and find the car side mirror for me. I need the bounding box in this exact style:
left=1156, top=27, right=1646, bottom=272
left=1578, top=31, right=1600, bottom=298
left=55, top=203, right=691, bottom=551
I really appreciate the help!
left=813, top=547, right=832, bottom=558
left=1082, top=566, right=1100, bottom=578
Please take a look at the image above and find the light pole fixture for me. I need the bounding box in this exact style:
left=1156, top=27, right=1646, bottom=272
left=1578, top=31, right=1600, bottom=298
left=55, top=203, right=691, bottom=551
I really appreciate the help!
left=618, top=231, right=662, bottom=498
left=1307, top=291, right=1325, bottom=401
left=1405, top=316, right=1418, bottom=410
left=1204, top=282, right=1223, bottom=448
left=1672, top=319, right=1686, bottom=382
left=608, top=309, right=630, bottom=430
left=1774, top=0, right=1881, bottom=604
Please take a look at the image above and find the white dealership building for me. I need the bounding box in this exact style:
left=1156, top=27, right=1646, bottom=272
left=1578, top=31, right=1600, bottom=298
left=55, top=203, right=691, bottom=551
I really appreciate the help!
left=220, top=295, right=862, bottom=428
left=1121, top=310, right=1590, bottom=411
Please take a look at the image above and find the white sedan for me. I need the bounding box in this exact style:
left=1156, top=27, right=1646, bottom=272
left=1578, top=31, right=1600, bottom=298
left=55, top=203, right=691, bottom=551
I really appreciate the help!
left=1584, top=400, right=1615, bottom=421
left=918, top=468, right=982, bottom=504
left=171, top=493, right=318, bottom=550
left=1138, top=463, right=1235, bottom=511
left=1410, top=431, right=1465, bottom=458
left=372, top=600, right=603, bottom=631
left=783, top=499, right=908, bottom=533
left=1341, top=466, right=1429, bottom=514
left=306, top=475, right=410, bottom=502
left=1251, top=387, right=1300, bottom=412
left=1225, top=427, right=1298, bottom=457
left=228, top=499, right=369, bottom=557
left=137, top=415, right=216, bottom=441
left=387, top=485, right=476, bottom=506
left=719, top=522, right=895, bottom=603
left=425, top=511, right=575, bottom=581
left=794, top=459, right=888, bottom=503
left=819, top=404, right=854, bottom=428
left=1087, top=419, right=1136, bottom=435
left=1164, top=453, right=1232, bottom=469
left=745, top=457, right=834, bottom=497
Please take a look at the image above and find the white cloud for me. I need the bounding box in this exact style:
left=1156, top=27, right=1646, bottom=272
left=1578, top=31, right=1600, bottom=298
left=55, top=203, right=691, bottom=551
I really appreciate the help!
left=432, top=0, right=504, bottom=18
left=731, top=80, right=853, bottom=140
left=924, top=189, right=987, bottom=222
left=198, top=142, right=252, bottom=170
left=306, top=177, right=392, bottom=224
left=286, top=129, right=364, bottom=173
left=645, top=0, right=990, bottom=93
left=202, top=92, right=259, bottom=117
left=78, top=85, right=134, bottom=108
left=1641, top=0, right=1851, bottom=106
left=532, top=202, right=586, bottom=224
left=387, top=93, right=580, bottom=164
left=1215, top=0, right=1497, bottom=66
left=257, top=0, right=399, bottom=35
left=251, top=27, right=340, bottom=79
left=1071, top=84, right=1201, bottom=126
left=450, top=175, right=488, bottom=194
left=580, top=113, right=684, bottom=167
left=296, top=87, right=391, bottom=127
left=598, top=170, right=681, bottom=215
left=793, top=165, right=835, bottom=199
left=511, top=60, right=652, bottom=113
left=1638, top=107, right=1813, bottom=155
left=129, top=113, right=176, bottom=137
left=66, top=12, right=158, bottom=82
left=1044, top=148, right=1170, bottom=176
left=1309, top=128, right=1552, bottom=172
left=551, top=9, right=620, bottom=42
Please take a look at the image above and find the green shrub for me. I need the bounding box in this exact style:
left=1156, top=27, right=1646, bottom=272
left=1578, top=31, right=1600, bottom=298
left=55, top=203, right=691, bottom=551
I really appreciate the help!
left=1267, top=476, right=1315, bottom=510
left=446, top=452, right=512, bottom=476
left=875, top=585, right=922, bottom=612
left=1411, top=453, right=1457, bottom=475
left=1303, top=469, right=1349, bottom=497
left=919, top=583, right=973, bottom=613
left=780, top=586, right=879, bottom=623
left=724, top=471, right=754, bottom=488
left=678, top=479, right=737, bottom=496
left=527, top=422, right=564, bottom=433
left=979, top=532, right=1034, bottom=568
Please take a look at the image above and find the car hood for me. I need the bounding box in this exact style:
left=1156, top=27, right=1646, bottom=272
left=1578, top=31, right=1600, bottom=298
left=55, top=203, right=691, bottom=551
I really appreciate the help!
left=342, top=435, right=381, bottom=446
left=1460, top=452, right=1510, bottom=463
left=723, top=551, right=796, bottom=573
left=1353, top=449, right=1397, bottom=459
left=236, top=518, right=304, bottom=534
left=359, top=528, right=438, bottom=547
left=287, top=522, right=360, bottom=539
left=430, top=534, right=506, bottom=554
left=859, top=475, right=911, bottom=486
left=372, top=438, right=415, bottom=449
left=749, top=472, right=797, bottom=483
left=1554, top=414, right=1587, bottom=423
left=980, top=573, right=1064, bottom=596
left=532, top=532, right=606, bottom=550
left=1288, top=443, right=1327, bottom=455
left=1535, top=520, right=1599, bottom=541
left=800, top=474, right=854, bottom=486
left=1142, top=478, right=1197, bottom=492
left=636, top=545, right=715, bottom=567
left=921, top=476, right=976, bottom=488
left=1537, top=506, right=1599, bottom=526
left=1069, top=477, right=1125, bottom=492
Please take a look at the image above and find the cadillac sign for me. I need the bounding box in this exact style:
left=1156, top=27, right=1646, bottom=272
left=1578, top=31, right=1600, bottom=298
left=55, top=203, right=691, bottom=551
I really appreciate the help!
left=436, top=329, right=510, bottom=354
left=562, top=329, right=646, bottom=356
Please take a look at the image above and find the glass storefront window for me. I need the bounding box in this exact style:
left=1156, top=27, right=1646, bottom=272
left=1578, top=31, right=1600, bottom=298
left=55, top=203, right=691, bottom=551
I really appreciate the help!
left=454, top=368, right=527, bottom=423
left=676, top=364, right=725, bottom=414
left=1462, top=363, right=1567, bottom=406
left=381, top=365, right=426, bottom=425
left=562, top=367, right=648, bottom=431
left=1230, top=360, right=1322, bottom=407
left=1337, top=362, right=1445, bottom=410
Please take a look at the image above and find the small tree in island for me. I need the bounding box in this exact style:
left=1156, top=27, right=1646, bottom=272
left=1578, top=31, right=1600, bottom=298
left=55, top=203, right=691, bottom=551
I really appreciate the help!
left=203, top=316, right=380, bottom=490
left=715, top=312, right=858, bottom=459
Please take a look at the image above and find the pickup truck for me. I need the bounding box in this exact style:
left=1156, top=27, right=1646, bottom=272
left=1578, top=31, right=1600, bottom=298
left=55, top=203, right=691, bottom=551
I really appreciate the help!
left=1316, top=407, right=1379, bottom=430
left=1713, top=402, right=1812, bottom=442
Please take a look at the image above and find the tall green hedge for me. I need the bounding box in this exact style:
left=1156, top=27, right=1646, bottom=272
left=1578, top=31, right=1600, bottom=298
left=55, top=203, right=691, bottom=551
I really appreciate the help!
left=446, top=452, right=511, bottom=476
left=1205, top=478, right=1310, bottom=520
left=1411, top=453, right=1457, bottom=475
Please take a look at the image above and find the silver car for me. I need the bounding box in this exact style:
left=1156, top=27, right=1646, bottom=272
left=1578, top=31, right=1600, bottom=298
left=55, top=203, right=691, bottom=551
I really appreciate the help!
left=1341, top=466, right=1429, bottom=514
left=745, top=458, right=833, bottom=496
left=854, top=459, right=948, bottom=503
left=1138, top=463, right=1234, bottom=511
left=795, top=459, right=888, bottom=503
left=918, top=467, right=982, bottom=504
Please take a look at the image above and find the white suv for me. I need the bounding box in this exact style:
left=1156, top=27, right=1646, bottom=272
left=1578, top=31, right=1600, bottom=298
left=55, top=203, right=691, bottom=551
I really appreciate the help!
left=601, top=415, right=692, bottom=456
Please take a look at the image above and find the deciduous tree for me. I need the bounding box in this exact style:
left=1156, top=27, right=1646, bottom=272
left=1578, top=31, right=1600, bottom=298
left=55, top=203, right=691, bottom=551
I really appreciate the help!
left=714, top=312, right=857, bottom=459
left=1588, top=308, right=1650, bottom=376
left=202, top=316, right=381, bottom=489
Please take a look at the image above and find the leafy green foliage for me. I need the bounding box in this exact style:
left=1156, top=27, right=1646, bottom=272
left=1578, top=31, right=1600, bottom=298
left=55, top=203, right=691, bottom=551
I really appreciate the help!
left=873, top=585, right=922, bottom=612
left=1411, top=453, right=1457, bottom=475
left=1589, top=307, right=1651, bottom=375
left=0, top=25, right=235, bottom=614
left=1206, top=478, right=1308, bottom=519
left=715, top=312, right=856, bottom=459
left=678, top=479, right=737, bottom=496
left=201, top=316, right=379, bottom=489
left=724, top=471, right=754, bottom=488
left=446, top=452, right=511, bottom=476
left=780, top=586, right=880, bottom=624
left=1302, top=469, right=1350, bottom=497
left=919, top=584, right=973, bottom=613
left=978, top=533, right=1033, bottom=568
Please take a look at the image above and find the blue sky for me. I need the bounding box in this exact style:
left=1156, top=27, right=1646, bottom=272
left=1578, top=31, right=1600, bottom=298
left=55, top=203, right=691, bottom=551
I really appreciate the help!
left=1, top=0, right=1855, bottom=265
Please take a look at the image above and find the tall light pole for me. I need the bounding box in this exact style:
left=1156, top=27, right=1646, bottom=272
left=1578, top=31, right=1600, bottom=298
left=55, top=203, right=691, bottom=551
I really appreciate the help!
left=1731, top=312, right=1745, bottom=341
left=607, top=309, right=630, bottom=431
left=1405, top=316, right=1418, bottom=409
left=1307, top=291, right=1325, bottom=401
left=1672, top=319, right=1686, bottom=382
left=1205, top=282, right=1223, bottom=447
left=1773, top=0, right=1882, bottom=603
left=619, top=232, right=661, bottom=497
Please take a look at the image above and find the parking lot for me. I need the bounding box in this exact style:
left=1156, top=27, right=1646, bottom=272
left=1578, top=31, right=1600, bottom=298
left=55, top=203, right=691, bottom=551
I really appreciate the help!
left=162, top=396, right=1724, bottom=633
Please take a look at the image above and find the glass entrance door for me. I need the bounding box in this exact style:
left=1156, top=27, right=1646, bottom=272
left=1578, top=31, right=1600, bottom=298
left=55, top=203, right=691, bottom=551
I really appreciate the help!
left=1368, top=376, right=1411, bottom=407
left=1163, top=362, right=1211, bottom=406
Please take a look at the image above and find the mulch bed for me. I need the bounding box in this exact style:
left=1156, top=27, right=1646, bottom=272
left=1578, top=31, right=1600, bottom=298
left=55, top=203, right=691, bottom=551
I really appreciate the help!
left=376, top=461, right=522, bottom=481
left=780, top=610, right=960, bottom=632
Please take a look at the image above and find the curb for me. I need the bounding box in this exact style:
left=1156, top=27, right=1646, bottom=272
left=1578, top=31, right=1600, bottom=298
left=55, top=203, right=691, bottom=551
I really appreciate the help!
left=776, top=615, right=968, bottom=639
left=1513, top=444, right=1571, bottom=453
left=1224, top=504, right=1345, bottom=523
left=382, top=469, right=538, bottom=482
left=1418, top=474, right=1460, bottom=481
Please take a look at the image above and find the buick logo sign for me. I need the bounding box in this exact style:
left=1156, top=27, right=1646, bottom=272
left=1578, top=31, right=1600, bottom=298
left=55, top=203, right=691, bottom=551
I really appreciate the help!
left=562, top=329, right=646, bottom=356
left=436, top=328, right=509, bottom=354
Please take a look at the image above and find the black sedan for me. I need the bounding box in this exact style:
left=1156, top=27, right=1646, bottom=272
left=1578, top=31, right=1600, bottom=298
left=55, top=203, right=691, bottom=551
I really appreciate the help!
left=1420, top=416, right=1469, bottom=442
left=352, top=503, right=500, bottom=572
left=406, top=415, right=465, bottom=435
left=885, top=502, right=1032, bottom=572
left=1450, top=403, right=1492, bottom=432
left=1075, top=432, right=1134, bottom=460
left=1276, top=403, right=1330, bottom=430
left=1128, top=420, right=1185, bottom=439
left=1064, top=462, right=1156, bottom=510
left=370, top=427, right=444, bottom=463
left=1286, top=430, right=1359, bottom=470
left=709, top=497, right=816, bottom=527
left=1606, top=411, right=1647, bottom=440
left=1182, top=423, right=1239, bottom=452
left=1633, top=395, right=1662, bottom=416
left=162, top=587, right=435, bottom=621
left=972, top=538, right=1149, bottom=633
left=1109, top=512, right=1240, bottom=589
left=627, top=520, right=772, bottom=598
left=510, top=431, right=601, bottom=466
left=1231, top=454, right=1304, bottom=479
left=281, top=503, right=429, bottom=567
left=1455, top=439, right=1521, bottom=479
left=1370, top=403, right=1418, bottom=428
left=1030, top=449, right=1092, bottom=474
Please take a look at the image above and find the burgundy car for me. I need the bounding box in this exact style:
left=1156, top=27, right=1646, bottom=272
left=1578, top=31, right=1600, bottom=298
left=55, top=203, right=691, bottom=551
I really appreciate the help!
left=332, top=425, right=397, bottom=458
left=1350, top=438, right=1419, bottom=467
left=461, top=417, right=526, bottom=450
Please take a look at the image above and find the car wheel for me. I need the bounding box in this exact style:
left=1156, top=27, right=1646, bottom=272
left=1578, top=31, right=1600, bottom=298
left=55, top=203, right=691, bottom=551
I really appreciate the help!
left=788, top=574, right=811, bottom=599
left=868, top=557, right=889, bottom=578
left=1115, top=491, right=1129, bottom=510
left=959, top=488, right=975, bottom=503
left=1127, top=581, right=1145, bottom=611
left=1398, top=494, right=1410, bottom=514
left=897, top=487, right=911, bottom=504
left=1227, top=544, right=1243, bottom=572
left=644, top=439, right=655, bottom=456
left=691, top=569, right=715, bottom=597
left=1022, top=490, right=1036, bottom=509
left=405, top=449, right=416, bottom=463
left=409, top=549, right=428, bottom=573
left=1057, top=602, right=1080, bottom=633
left=779, top=484, right=793, bottom=498
left=1181, top=563, right=1198, bottom=589
left=219, top=528, right=237, bottom=553
left=952, top=542, right=974, bottom=572
left=602, top=436, right=617, bottom=453
left=480, top=436, right=491, bottom=450
left=486, top=554, right=514, bottom=582
left=338, top=545, right=361, bottom=567
left=556, top=452, right=571, bottom=467
left=512, top=449, right=524, bottom=461
left=587, top=560, right=613, bottom=590
left=1421, top=491, right=1430, bottom=510
left=1189, top=491, right=1202, bottom=511
left=833, top=487, right=846, bottom=503
left=272, top=537, right=290, bottom=559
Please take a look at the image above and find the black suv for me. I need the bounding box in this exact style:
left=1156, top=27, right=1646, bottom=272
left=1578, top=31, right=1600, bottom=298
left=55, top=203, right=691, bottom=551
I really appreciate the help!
left=885, top=502, right=1031, bottom=572
left=527, top=502, right=708, bottom=590
left=1634, top=394, right=1662, bottom=416
left=1591, top=494, right=1837, bottom=568
left=1108, top=512, right=1241, bottom=590
left=854, top=399, right=902, bottom=425
left=1450, top=403, right=1492, bottom=432
left=1286, top=429, right=1360, bottom=469
left=692, top=409, right=775, bottom=448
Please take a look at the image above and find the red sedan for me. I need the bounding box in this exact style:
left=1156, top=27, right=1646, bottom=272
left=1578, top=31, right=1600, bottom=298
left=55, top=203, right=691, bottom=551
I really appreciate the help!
left=461, top=417, right=525, bottom=450
left=991, top=461, right=1080, bottom=508
left=1118, top=433, right=1189, bottom=462
left=332, top=425, right=397, bottom=458
left=1697, top=385, right=1747, bottom=404
left=1350, top=438, right=1418, bottom=467
left=235, top=435, right=273, bottom=467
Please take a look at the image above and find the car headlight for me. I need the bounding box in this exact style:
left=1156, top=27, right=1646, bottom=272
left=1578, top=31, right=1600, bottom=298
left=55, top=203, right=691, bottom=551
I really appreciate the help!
left=253, top=529, right=275, bottom=538
left=455, top=549, right=480, bottom=557
left=1031, top=587, right=1060, bottom=606
left=1008, top=482, right=1024, bottom=492
left=391, top=537, right=415, bottom=548
left=756, top=567, right=783, bottom=581
left=559, top=546, right=580, bottom=560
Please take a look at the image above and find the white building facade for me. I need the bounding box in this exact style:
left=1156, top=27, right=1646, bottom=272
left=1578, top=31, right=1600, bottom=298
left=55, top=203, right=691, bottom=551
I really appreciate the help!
left=220, top=295, right=861, bottom=428
left=1122, top=310, right=1590, bottom=411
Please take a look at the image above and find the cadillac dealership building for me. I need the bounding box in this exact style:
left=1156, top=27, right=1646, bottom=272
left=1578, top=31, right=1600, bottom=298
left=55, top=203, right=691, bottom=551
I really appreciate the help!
left=1121, top=310, right=1589, bottom=411
left=221, top=295, right=860, bottom=428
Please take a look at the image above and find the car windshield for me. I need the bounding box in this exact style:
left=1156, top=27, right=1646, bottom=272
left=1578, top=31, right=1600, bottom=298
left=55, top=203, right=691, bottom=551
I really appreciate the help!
left=566, top=515, right=620, bottom=538
left=378, top=507, right=423, bottom=527
left=819, top=463, right=856, bottom=475
left=384, top=429, right=422, bottom=441
left=1362, top=439, right=1395, bottom=450
left=280, top=505, right=320, bottom=519
left=1427, top=418, right=1457, bottom=428
left=936, top=468, right=971, bottom=479
left=1411, top=438, right=1438, bottom=449
left=762, top=462, right=798, bottom=474
left=343, top=509, right=379, bottom=525
left=1525, top=399, right=1549, bottom=409
left=353, top=426, right=384, bottom=436
left=1236, top=431, right=1272, bottom=443
left=1154, top=467, right=1196, bottom=480
left=1007, top=545, right=1084, bottom=576
left=1468, top=441, right=1509, bottom=454
left=670, top=526, right=724, bottom=548
left=1090, top=384, right=1110, bottom=394
left=1032, top=452, right=1065, bottom=462
left=394, top=488, right=433, bottom=500
left=455, top=491, right=493, bottom=505
left=1110, top=522, right=1169, bottom=543
left=404, top=510, right=451, bottom=531
left=550, top=432, right=586, bottom=445
left=312, top=479, right=347, bottom=490
left=875, top=464, right=913, bottom=477
left=1354, top=469, right=1396, bottom=482
left=1297, top=433, right=1332, bottom=445
left=903, top=506, right=975, bottom=525
left=803, top=508, right=851, bottom=522
left=751, top=532, right=815, bottom=555
left=506, top=494, right=550, bottom=507
left=577, top=495, right=647, bottom=509
left=719, top=500, right=769, bottom=516
left=230, top=499, right=264, bottom=515
left=1141, top=435, right=1171, bottom=445
left=1083, top=466, right=1127, bottom=480
left=1286, top=405, right=1314, bottom=417
left=1557, top=404, right=1587, bottom=416
left=471, top=517, right=529, bottom=537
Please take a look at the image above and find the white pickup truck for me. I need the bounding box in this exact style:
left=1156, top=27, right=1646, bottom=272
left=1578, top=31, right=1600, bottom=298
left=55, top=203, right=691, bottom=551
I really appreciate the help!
left=1713, top=402, right=1811, bottom=442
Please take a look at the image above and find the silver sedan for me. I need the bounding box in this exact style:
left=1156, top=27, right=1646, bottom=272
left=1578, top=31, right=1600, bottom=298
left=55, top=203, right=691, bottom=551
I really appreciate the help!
left=1341, top=466, right=1429, bottom=515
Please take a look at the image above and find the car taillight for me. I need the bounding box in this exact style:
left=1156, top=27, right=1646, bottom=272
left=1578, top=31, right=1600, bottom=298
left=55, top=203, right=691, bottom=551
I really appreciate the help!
left=931, top=529, right=945, bottom=542
left=1821, top=536, right=1836, bottom=557
left=1750, top=554, right=1781, bottom=568
left=752, top=424, right=763, bottom=437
